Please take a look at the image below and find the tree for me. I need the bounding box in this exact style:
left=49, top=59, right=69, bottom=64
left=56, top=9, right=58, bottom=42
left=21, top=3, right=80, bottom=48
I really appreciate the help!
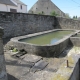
left=73, top=16, right=75, bottom=19
left=73, top=15, right=78, bottom=20
left=50, top=11, right=59, bottom=16
left=76, top=16, right=77, bottom=19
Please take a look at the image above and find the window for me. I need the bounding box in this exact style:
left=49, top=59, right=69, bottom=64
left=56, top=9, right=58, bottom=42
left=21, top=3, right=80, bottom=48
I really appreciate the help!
left=10, top=9, right=17, bottom=13
left=21, top=5, right=22, bottom=9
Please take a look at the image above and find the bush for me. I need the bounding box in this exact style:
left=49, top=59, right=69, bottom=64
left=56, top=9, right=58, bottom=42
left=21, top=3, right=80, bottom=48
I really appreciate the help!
left=38, top=11, right=45, bottom=15
left=50, top=11, right=59, bottom=16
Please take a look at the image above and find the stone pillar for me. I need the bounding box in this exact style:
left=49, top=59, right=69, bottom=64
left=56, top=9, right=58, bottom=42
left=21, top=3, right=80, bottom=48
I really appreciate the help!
left=0, top=27, right=7, bottom=80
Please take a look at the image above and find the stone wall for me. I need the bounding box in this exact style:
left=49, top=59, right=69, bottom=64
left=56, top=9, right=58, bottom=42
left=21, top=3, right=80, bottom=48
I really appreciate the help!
left=0, top=27, right=7, bottom=80
left=0, top=12, right=55, bottom=38
left=0, top=12, right=80, bottom=38
left=70, top=37, right=80, bottom=47
left=57, top=17, right=80, bottom=30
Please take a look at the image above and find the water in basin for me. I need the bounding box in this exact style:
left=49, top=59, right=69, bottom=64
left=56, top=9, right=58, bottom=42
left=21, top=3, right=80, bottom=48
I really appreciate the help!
left=19, top=31, right=73, bottom=45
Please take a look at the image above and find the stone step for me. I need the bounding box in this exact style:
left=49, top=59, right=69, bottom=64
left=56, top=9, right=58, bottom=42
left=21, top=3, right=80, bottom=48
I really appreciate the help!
left=30, top=60, right=48, bottom=73
left=11, top=51, right=27, bottom=58
left=21, top=54, right=43, bottom=63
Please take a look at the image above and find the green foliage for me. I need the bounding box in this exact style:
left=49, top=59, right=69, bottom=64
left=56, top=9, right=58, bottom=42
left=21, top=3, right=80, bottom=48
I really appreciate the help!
left=65, top=13, right=71, bottom=18
left=38, top=11, right=45, bottom=15
left=50, top=11, right=59, bottom=16
left=38, top=12, right=42, bottom=14
left=76, top=16, right=77, bottom=19
left=12, top=48, right=18, bottom=52
left=73, top=16, right=77, bottom=20
left=42, top=11, right=45, bottom=15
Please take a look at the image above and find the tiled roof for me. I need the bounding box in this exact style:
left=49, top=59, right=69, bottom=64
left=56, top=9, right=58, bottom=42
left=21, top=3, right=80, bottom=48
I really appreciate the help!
left=13, top=0, right=27, bottom=5
left=0, top=0, right=16, bottom=6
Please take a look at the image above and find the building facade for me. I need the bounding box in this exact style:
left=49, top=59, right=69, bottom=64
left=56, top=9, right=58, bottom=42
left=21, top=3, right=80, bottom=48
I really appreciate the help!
left=0, top=0, right=27, bottom=13
left=28, top=0, right=65, bottom=17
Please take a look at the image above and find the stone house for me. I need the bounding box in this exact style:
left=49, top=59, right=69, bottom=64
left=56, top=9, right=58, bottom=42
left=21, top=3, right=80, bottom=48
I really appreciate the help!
left=28, top=0, right=66, bottom=17
left=0, top=0, right=27, bottom=13
left=78, top=17, right=80, bottom=20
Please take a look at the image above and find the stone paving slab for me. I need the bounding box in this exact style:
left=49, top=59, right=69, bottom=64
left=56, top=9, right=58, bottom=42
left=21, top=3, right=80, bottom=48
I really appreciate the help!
left=43, top=58, right=65, bottom=73
left=5, top=52, right=33, bottom=79
left=10, top=51, right=27, bottom=58
left=21, top=54, right=42, bottom=63
left=30, top=60, right=48, bottom=73
left=20, top=70, right=55, bottom=80
left=18, top=59, right=34, bottom=68
left=4, top=50, right=67, bottom=80
left=6, top=60, right=33, bottom=80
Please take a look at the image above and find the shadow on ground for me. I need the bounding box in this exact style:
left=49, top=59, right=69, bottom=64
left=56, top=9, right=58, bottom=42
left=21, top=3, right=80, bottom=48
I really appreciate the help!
left=3, top=38, right=11, bottom=45
left=7, top=73, right=19, bottom=80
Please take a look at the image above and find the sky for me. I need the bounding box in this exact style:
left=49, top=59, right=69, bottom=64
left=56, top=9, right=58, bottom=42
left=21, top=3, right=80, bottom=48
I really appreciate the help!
left=21, top=0, right=80, bottom=17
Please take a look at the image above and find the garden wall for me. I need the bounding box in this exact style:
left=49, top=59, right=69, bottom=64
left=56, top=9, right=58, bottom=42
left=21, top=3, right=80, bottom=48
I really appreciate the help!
left=0, top=12, right=80, bottom=38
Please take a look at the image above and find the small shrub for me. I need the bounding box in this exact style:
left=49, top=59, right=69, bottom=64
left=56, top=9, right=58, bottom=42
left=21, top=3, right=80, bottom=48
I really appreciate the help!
left=50, top=11, right=59, bottom=16
left=12, top=48, right=18, bottom=52
left=38, top=11, right=45, bottom=15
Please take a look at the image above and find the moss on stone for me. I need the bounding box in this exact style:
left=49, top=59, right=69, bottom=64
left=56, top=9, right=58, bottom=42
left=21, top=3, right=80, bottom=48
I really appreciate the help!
left=68, top=56, right=74, bottom=64
left=51, top=74, right=69, bottom=80
left=12, top=48, right=18, bottom=52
